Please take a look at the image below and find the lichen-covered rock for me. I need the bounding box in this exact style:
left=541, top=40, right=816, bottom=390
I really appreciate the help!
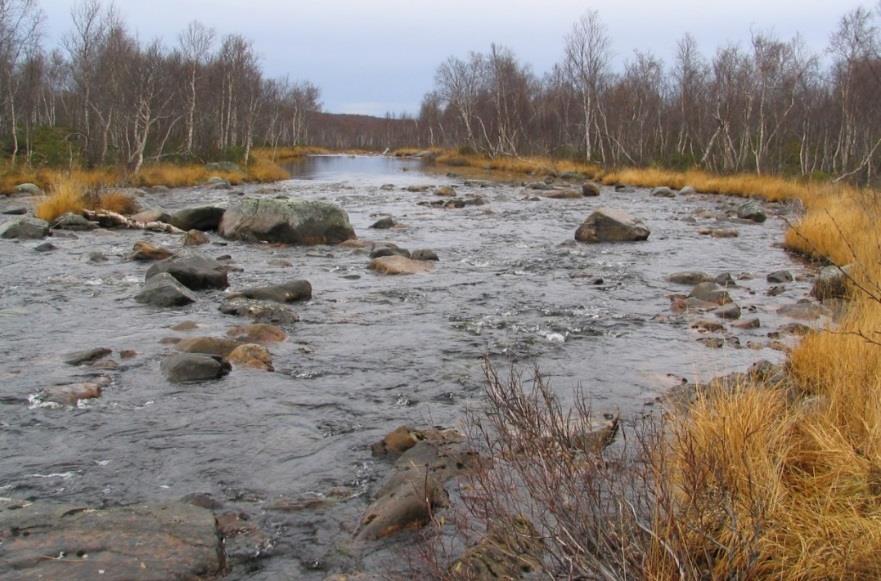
left=145, top=252, right=229, bottom=290
left=227, top=343, right=273, bottom=371
left=219, top=197, right=356, bottom=245
left=737, top=200, right=767, bottom=223
left=170, top=206, right=226, bottom=231
left=575, top=209, right=650, bottom=243
left=0, top=216, right=49, bottom=239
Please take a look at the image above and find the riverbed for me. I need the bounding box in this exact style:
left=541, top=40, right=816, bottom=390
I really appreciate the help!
left=0, top=155, right=822, bottom=577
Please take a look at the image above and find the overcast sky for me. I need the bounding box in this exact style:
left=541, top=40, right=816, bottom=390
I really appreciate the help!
left=36, top=0, right=871, bottom=116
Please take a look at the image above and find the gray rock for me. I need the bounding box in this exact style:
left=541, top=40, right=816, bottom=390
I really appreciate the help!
left=51, top=212, right=96, bottom=231
left=714, top=303, right=742, bottom=320
left=160, top=353, right=230, bottom=383
left=219, top=197, right=356, bottom=245
left=767, top=270, right=794, bottom=284
left=0, top=216, right=49, bottom=239
left=811, top=265, right=851, bottom=300
left=88, top=251, right=108, bottom=263
left=651, top=187, right=676, bottom=198
left=170, top=206, right=226, bottom=231
left=411, top=249, right=439, bottom=261
left=779, top=302, right=829, bottom=321
left=131, top=208, right=172, bottom=224
left=370, top=244, right=410, bottom=259
left=737, top=200, right=767, bottom=223
left=219, top=298, right=300, bottom=324
left=34, top=242, right=57, bottom=252
left=667, top=271, right=713, bottom=285
left=614, top=185, right=636, bottom=193
left=370, top=216, right=396, bottom=229
left=575, top=209, right=650, bottom=243
left=135, top=272, right=197, bottom=307
left=14, top=183, right=43, bottom=195
left=690, top=282, right=732, bottom=305
left=2, top=206, right=27, bottom=215
left=229, top=280, right=312, bottom=303
left=679, top=186, right=697, bottom=196
left=145, top=253, right=229, bottom=290
left=714, top=272, right=737, bottom=287
left=0, top=499, right=222, bottom=581
left=64, top=347, right=112, bottom=366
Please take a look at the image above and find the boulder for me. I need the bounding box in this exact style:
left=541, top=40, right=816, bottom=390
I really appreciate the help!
left=574, top=209, right=650, bottom=243
left=135, top=272, right=197, bottom=307
left=64, top=348, right=112, bottom=366
left=34, top=242, right=57, bottom=252
left=131, top=240, right=174, bottom=261
left=226, top=324, right=287, bottom=344
left=227, top=344, right=273, bottom=371
left=183, top=229, right=210, bottom=246
left=767, top=270, right=794, bottom=284
left=170, top=206, right=226, bottom=231
left=145, top=253, right=229, bottom=290
left=689, top=282, right=732, bottom=305
left=667, top=271, right=713, bottom=285
left=369, top=255, right=435, bottom=275
left=810, top=265, right=851, bottom=301
left=161, top=353, right=230, bottom=383
left=651, top=187, right=676, bottom=198
left=410, top=249, right=439, bottom=261
left=0, top=499, right=222, bottom=581
left=737, top=200, right=767, bottom=223
left=131, top=208, right=172, bottom=224
left=14, top=182, right=43, bottom=195
left=229, top=280, right=312, bottom=303
left=714, top=303, right=742, bottom=320
left=176, top=336, right=242, bottom=358
left=582, top=181, right=601, bottom=196
left=51, top=213, right=96, bottom=231
left=370, top=216, right=396, bottom=229
left=219, top=198, right=356, bottom=245
left=369, top=244, right=410, bottom=259
left=219, top=299, right=300, bottom=324
left=0, top=216, right=49, bottom=239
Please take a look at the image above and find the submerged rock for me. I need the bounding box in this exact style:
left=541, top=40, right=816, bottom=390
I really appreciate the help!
left=227, top=343, right=273, bottom=371
left=0, top=216, right=49, bottom=239
left=64, top=348, right=112, bottom=366
left=145, top=253, right=229, bottom=290
left=229, top=280, right=312, bottom=303
left=0, top=499, right=223, bottom=580
left=171, top=205, right=226, bottom=231
left=161, top=353, right=230, bottom=383
left=369, top=255, right=435, bottom=275
left=38, top=381, right=104, bottom=406
left=226, top=323, right=287, bottom=344
left=219, top=298, right=300, bottom=324
left=135, top=272, right=197, bottom=307
left=575, top=209, right=650, bottom=243
left=176, top=336, right=242, bottom=358
left=667, top=271, right=713, bottom=285
left=369, top=216, right=396, bottom=229
left=219, top=197, right=356, bottom=245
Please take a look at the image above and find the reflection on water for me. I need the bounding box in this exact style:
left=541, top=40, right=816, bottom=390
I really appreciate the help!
left=0, top=155, right=816, bottom=577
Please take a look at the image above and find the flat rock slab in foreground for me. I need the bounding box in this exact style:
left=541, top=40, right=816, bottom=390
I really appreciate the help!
left=0, top=499, right=223, bottom=581
left=220, top=197, right=356, bottom=245
left=575, top=208, right=650, bottom=243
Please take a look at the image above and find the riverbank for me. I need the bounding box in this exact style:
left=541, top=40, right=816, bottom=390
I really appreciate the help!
left=399, top=147, right=881, bottom=576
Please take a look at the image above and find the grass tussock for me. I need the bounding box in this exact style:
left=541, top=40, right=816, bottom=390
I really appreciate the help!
left=34, top=178, right=86, bottom=221
left=252, top=145, right=330, bottom=162
left=94, top=191, right=139, bottom=215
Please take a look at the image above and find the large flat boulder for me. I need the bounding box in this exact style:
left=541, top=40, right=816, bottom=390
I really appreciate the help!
left=575, top=209, right=650, bottom=243
left=170, top=206, right=226, bottom=231
left=219, top=198, right=356, bottom=245
left=135, top=272, right=197, bottom=307
left=0, top=499, right=223, bottom=581
left=0, top=216, right=49, bottom=239
left=145, top=253, right=229, bottom=290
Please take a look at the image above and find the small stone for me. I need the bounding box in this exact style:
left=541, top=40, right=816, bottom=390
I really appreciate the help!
left=183, top=229, right=210, bottom=246
left=34, top=242, right=57, bottom=252
left=651, top=187, right=676, bottom=198
left=410, top=249, right=439, bottom=261
left=732, top=318, right=761, bottom=329
left=176, top=336, right=242, bottom=358
left=161, top=353, right=230, bottom=383
left=135, top=273, right=197, bottom=307
left=767, top=270, right=794, bottom=283
left=582, top=181, right=601, bottom=196
left=64, top=348, right=112, bottom=366
left=370, top=217, right=396, bottom=229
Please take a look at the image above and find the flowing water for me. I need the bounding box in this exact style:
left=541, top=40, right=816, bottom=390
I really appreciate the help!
left=0, top=156, right=821, bottom=577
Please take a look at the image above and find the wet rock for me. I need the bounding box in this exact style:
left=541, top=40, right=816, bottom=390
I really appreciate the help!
left=183, top=229, right=210, bottom=246
left=406, top=185, right=431, bottom=192
left=131, top=240, right=174, bottom=261
left=651, top=186, right=676, bottom=198
left=0, top=499, right=222, bottom=580
left=39, top=381, right=104, bottom=406
left=410, top=249, right=439, bottom=261
left=542, top=189, right=582, bottom=199
left=714, top=303, right=742, bottom=319
left=434, top=186, right=456, bottom=197
left=369, top=216, right=396, bottom=229
left=667, top=271, right=713, bottom=285
left=220, top=197, right=356, bottom=245
left=582, top=181, right=601, bottom=196
left=767, top=270, right=794, bottom=283
left=737, top=200, right=767, bottom=223
left=51, top=213, right=97, bottom=231
left=714, top=272, right=737, bottom=287
left=780, top=322, right=811, bottom=336
left=380, top=183, right=395, bottom=191
left=161, top=353, right=230, bottom=383
left=698, top=227, right=739, bottom=238
left=131, top=208, right=172, bottom=224
left=64, top=348, right=112, bottom=366
left=369, top=255, right=435, bottom=275
left=34, top=241, right=57, bottom=252
left=767, top=285, right=786, bottom=297
left=527, top=182, right=554, bottom=191
left=181, top=492, right=224, bottom=510
left=229, top=279, right=312, bottom=303
left=176, top=336, right=242, bottom=358
left=145, top=252, right=229, bottom=290
left=171, top=205, right=226, bottom=231
left=119, top=350, right=137, bottom=359
left=215, top=510, right=272, bottom=567
left=778, top=302, right=828, bottom=321
left=14, top=182, right=43, bottom=195
left=692, top=320, right=725, bottom=333
left=369, top=244, right=410, bottom=259
left=810, top=264, right=851, bottom=301
left=689, top=282, right=732, bottom=305
left=171, top=321, right=199, bottom=331
left=219, top=299, right=300, bottom=324
left=0, top=216, right=49, bottom=239
left=226, top=324, right=287, bottom=344
left=679, top=185, right=697, bottom=196
left=135, top=272, right=197, bottom=307
left=88, top=251, right=108, bottom=263
left=227, top=344, right=273, bottom=371
left=574, top=209, right=650, bottom=243
left=371, top=425, right=426, bottom=457
left=450, top=516, right=544, bottom=579
left=436, top=195, right=487, bottom=208
left=698, top=337, right=725, bottom=348
left=3, top=206, right=27, bottom=215
left=733, top=318, right=761, bottom=329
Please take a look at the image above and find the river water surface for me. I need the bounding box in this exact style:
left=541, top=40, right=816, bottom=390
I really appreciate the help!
left=0, top=156, right=820, bottom=577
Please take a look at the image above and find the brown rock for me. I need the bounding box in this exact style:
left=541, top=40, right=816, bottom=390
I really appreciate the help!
left=226, top=324, right=287, bottom=344
left=131, top=240, right=173, bottom=261
left=39, top=382, right=104, bottom=406
left=175, top=336, right=242, bottom=358
left=733, top=318, right=761, bottom=329
left=574, top=209, right=650, bottom=243
left=371, top=426, right=425, bottom=457
left=698, top=227, right=739, bottom=238
left=369, top=255, right=435, bottom=275
left=227, top=344, right=273, bottom=371
left=183, top=229, right=210, bottom=246
left=170, top=321, right=199, bottom=332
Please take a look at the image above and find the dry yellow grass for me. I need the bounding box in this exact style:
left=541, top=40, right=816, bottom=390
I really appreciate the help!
left=95, top=191, right=139, bottom=215
left=252, top=145, right=330, bottom=162
left=34, top=178, right=86, bottom=221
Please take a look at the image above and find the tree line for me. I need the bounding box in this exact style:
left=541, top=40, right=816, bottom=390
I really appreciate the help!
left=413, top=5, right=881, bottom=183
left=0, top=0, right=321, bottom=172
